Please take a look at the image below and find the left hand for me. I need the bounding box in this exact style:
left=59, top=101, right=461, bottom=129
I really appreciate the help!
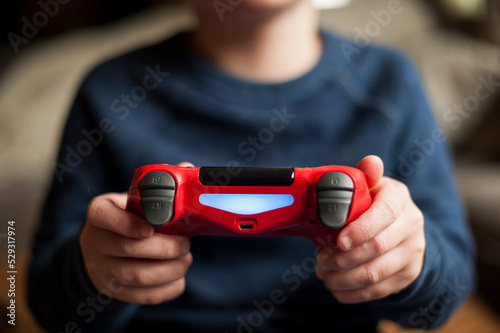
left=315, top=155, right=426, bottom=303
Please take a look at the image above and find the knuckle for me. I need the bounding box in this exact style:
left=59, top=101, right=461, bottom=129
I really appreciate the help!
left=333, top=286, right=389, bottom=304
left=392, top=178, right=409, bottom=195
left=131, top=269, right=150, bottom=286
left=332, top=255, right=348, bottom=271
left=371, top=232, right=388, bottom=256
left=315, top=265, right=325, bottom=280
left=334, top=290, right=371, bottom=304
left=160, top=238, right=182, bottom=258
left=400, top=183, right=411, bottom=198
left=79, top=226, right=92, bottom=250
left=166, top=279, right=187, bottom=301
left=412, top=264, right=423, bottom=281
left=413, top=207, right=425, bottom=228
left=114, top=265, right=133, bottom=285
left=142, top=279, right=186, bottom=305
left=87, top=197, right=105, bottom=223
left=173, top=278, right=186, bottom=294
left=404, top=269, right=417, bottom=285
left=332, top=292, right=348, bottom=303
left=415, top=234, right=426, bottom=256
left=418, top=242, right=426, bottom=257
left=354, top=291, right=371, bottom=303
left=377, top=198, right=397, bottom=223
left=350, top=220, right=372, bottom=243
left=182, top=252, right=194, bottom=269
left=111, top=215, right=125, bottom=235
left=159, top=241, right=174, bottom=259
left=322, top=274, right=338, bottom=290
left=358, top=288, right=383, bottom=302
left=141, top=292, right=165, bottom=305
left=117, top=237, right=133, bottom=256
left=169, top=261, right=189, bottom=281
left=405, top=261, right=423, bottom=283
left=364, top=265, right=381, bottom=285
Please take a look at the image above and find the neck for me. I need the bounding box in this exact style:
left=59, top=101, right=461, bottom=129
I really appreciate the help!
left=189, top=1, right=322, bottom=83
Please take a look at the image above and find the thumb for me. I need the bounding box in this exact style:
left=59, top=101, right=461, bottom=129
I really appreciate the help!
left=356, top=155, right=384, bottom=189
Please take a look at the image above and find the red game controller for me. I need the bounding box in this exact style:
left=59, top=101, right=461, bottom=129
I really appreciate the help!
left=126, top=164, right=372, bottom=249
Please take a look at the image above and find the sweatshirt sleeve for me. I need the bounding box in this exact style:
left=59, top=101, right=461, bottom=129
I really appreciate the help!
left=27, top=80, right=139, bottom=333
left=368, top=55, right=476, bottom=329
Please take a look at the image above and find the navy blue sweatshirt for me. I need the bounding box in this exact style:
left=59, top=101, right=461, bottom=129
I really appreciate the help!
left=28, top=31, right=475, bottom=332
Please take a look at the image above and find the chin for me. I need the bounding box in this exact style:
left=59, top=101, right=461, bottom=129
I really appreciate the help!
left=238, top=0, right=303, bottom=10
left=188, top=0, right=304, bottom=12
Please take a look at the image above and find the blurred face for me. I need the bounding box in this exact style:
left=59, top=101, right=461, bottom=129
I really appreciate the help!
left=233, top=0, right=302, bottom=9
left=186, top=0, right=305, bottom=16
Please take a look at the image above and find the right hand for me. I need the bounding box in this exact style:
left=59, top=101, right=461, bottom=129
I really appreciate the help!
left=80, top=192, right=193, bottom=305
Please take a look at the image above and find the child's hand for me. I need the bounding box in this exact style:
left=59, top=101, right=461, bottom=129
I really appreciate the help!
left=80, top=192, right=193, bottom=305
left=315, top=155, right=425, bottom=303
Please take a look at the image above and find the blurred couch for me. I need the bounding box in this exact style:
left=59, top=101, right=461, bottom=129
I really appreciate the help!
left=0, top=0, right=499, bottom=331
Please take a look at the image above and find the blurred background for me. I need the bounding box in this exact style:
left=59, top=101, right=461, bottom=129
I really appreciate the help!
left=0, top=0, right=499, bottom=332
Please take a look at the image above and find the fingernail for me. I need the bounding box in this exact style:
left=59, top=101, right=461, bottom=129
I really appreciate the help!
left=341, top=236, right=352, bottom=250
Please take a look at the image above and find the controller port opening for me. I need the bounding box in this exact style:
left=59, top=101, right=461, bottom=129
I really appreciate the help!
left=239, top=223, right=255, bottom=231
left=236, top=219, right=257, bottom=231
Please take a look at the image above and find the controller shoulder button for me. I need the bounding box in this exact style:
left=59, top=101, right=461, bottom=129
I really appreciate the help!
left=139, top=171, right=176, bottom=227
left=317, top=172, right=354, bottom=191
left=139, top=171, right=176, bottom=190
left=316, top=172, right=354, bottom=229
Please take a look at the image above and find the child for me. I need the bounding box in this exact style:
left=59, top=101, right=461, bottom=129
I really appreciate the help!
left=29, top=1, right=475, bottom=332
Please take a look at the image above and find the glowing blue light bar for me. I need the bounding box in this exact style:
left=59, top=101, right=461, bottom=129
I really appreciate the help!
left=199, top=194, right=294, bottom=215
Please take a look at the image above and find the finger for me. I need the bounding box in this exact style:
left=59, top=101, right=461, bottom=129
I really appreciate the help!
left=107, top=278, right=187, bottom=305
left=317, top=208, right=416, bottom=271
left=178, top=161, right=195, bottom=167
left=317, top=228, right=395, bottom=272
left=318, top=245, right=412, bottom=291
left=326, top=260, right=422, bottom=303
left=356, top=155, right=384, bottom=189
left=111, top=253, right=193, bottom=287
left=337, top=178, right=408, bottom=251
left=100, top=232, right=191, bottom=260
left=87, top=194, right=154, bottom=239
left=326, top=276, right=403, bottom=304
left=104, top=192, right=128, bottom=210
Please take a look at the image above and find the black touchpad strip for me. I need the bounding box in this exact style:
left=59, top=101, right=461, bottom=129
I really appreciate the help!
left=199, top=167, right=294, bottom=186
